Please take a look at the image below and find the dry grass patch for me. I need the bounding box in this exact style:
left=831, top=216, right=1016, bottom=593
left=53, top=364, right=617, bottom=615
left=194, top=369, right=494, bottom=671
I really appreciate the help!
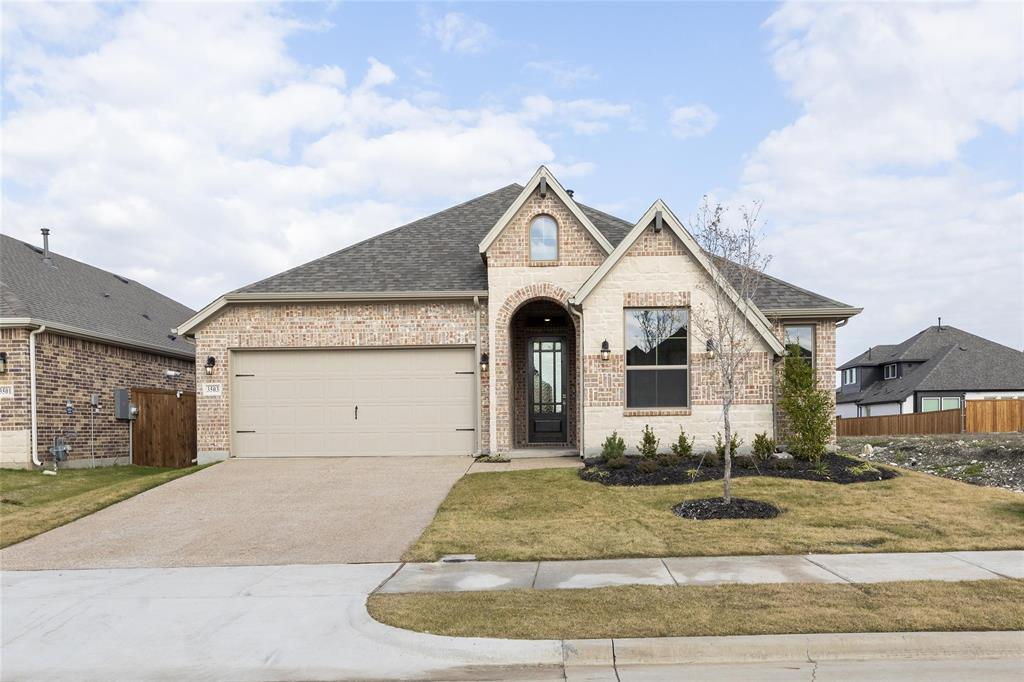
left=0, top=465, right=207, bottom=547
left=404, top=467, right=1024, bottom=561
left=368, top=579, right=1024, bottom=640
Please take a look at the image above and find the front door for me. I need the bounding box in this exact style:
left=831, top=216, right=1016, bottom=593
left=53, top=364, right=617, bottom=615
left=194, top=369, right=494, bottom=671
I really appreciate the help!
left=528, top=336, right=567, bottom=443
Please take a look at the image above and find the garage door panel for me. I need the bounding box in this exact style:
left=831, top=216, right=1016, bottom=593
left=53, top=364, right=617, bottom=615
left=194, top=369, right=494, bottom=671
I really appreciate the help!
left=231, top=348, right=476, bottom=457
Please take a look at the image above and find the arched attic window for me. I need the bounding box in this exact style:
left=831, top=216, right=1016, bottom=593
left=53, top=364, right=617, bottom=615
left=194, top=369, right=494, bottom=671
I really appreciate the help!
left=530, top=215, right=558, bottom=261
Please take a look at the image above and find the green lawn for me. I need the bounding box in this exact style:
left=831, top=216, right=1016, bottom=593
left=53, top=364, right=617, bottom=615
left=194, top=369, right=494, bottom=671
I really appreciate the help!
left=0, top=465, right=207, bottom=548
left=404, top=466, right=1024, bottom=562
left=368, top=579, right=1024, bottom=640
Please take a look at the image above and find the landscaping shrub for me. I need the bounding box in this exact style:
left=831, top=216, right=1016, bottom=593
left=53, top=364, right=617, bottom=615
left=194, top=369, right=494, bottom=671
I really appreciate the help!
left=605, top=455, right=629, bottom=469
left=637, top=424, right=660, bottom=458
left=636, top=459, right=659, bottom=474
left=657, top=453, right=683, bottom=467
left=714, top=432, right=743, bottom=461
left=670, top=428, right=695, bottom=458
left=600, top=432, right=626, bottom=462
left=752, top=432, right=775, bottom=463
left=779, top=347, right=834, bottom=461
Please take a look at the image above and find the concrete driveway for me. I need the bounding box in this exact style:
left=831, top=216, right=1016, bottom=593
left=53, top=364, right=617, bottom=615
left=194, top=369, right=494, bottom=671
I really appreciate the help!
left=0, top=457, right=471, bottom=570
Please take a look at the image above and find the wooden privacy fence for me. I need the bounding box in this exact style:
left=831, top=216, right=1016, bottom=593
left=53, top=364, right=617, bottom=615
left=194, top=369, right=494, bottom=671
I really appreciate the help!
left=131, top=388, right=197, bottom=468
left=837, top=399, right=1024, bottom=437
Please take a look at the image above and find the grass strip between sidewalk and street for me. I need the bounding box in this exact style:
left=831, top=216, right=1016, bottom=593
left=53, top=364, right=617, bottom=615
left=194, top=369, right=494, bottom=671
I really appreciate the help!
left=404, top=468, right=1024, bottom=561
left=0, top=465, right=209, bottom=548
left=367, top=578, right=1024, bottom=640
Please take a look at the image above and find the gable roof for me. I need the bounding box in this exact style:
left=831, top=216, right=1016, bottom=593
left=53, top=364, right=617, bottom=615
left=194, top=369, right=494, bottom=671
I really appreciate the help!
left=478, top=166, right=614, bottom=255
left=179, top=172, right=858, bottom=334
left=1, top=233, right=196, bottom=359
left=573, top=200, right=786, bottom=355
left=837, top=326, right=1024, bottom=405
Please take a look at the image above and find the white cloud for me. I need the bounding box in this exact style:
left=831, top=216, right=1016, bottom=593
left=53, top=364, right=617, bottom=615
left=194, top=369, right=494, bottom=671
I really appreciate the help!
left=526, top=61, right=598, bottom=87
left=421, top=11, right=494, bottom=55
left=670, top=104, right=718, bottom=139
left=521, top=95, right=634, bottom=135
left=744, top=2, right=1024, bottom=358
left=0, top=3, right=612, bottom=310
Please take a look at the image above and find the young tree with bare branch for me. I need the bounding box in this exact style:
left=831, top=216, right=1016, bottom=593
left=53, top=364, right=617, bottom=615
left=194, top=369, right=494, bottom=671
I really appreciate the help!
left=688, top=198, right=771, bottom=504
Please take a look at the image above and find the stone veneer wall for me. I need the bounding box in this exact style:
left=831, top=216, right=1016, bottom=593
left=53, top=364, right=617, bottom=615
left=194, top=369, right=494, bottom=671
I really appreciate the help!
left=194, top=300, right=489, bottom=459
left=0, top=329, right=195, bottom=467
left=580, top=225, right=777, bottom=454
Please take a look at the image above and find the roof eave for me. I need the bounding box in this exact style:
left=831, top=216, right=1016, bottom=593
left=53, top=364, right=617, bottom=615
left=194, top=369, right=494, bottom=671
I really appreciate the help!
left=0, top=317, right=195, bottom=361
left=175, top=290, right=490, bottom=336
left=762, top=307, right=863, bottom=319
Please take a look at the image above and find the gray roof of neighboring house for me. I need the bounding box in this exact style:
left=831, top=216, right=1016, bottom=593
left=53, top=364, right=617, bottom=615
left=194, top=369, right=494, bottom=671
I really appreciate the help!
left=235, top=184, right=855, bottom=314
left=836, top=326, right=1024, bottom=405
left=1, top=233, right=196, bottom=359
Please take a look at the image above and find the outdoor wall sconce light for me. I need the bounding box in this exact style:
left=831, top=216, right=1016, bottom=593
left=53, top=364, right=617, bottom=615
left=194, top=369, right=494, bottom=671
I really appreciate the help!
left=205, top=356, right=216, bottom=375
left=480, top=353, right=489, bottom=373
left=600, top=339, right=611, bottom=361
left=0, top=351, right=7, bottom=374
left=706, top=339, right=716, bottom=359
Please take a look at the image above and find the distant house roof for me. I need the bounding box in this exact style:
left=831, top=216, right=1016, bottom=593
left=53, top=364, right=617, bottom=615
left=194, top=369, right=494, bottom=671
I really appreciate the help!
left=1, top=233, right=196, bottom=359
left=232, top=183, right=855, bottom=314
left=836, top=326, right=1024, bottom=405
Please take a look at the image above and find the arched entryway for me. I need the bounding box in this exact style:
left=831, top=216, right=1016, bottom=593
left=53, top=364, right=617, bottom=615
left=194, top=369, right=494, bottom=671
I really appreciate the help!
left=508, top=299, right=578, bottom=448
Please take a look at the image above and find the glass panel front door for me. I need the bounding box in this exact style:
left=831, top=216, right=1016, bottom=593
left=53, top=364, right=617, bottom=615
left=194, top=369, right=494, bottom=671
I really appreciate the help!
left=528, top=336, right=566, bottom=443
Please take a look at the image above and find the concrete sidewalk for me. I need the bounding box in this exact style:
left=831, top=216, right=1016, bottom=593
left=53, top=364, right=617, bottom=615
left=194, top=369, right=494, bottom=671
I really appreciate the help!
left=3, top=564, right=1021, bottom=681
left=376, top=549, right=1024, bottom=593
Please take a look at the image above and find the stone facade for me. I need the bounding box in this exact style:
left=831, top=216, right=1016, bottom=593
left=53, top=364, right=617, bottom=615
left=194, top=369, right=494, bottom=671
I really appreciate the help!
left=0, top=329, right=195, bottom=468
left=193, top=300, right=489, bottom=459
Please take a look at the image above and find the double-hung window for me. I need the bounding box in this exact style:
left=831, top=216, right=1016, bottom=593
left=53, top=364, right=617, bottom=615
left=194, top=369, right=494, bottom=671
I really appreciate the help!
left=624, top=308, right=688, bottom=408
left=783, top=325, right=815, bottom=366
left=842, top=368, right=857, bottom=385
left=884, top=363, right=898, bottom=380
left=529, top=215, right=558, bottom=261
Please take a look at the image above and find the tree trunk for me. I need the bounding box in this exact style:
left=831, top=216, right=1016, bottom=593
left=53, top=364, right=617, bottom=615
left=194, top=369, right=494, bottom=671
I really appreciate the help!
left=722, top=396, right=733, bottom=504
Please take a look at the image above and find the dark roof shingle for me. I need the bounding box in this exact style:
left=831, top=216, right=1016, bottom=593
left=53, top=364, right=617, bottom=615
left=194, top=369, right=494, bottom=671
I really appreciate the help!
left=235, top=184, right=855, bottom=313
left=1, top=234, right=196, bottom=358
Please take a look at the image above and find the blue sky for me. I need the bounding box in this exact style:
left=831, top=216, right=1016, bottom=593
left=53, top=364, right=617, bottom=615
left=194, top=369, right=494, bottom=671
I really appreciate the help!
left=2, top=1, right=1022, bottom=364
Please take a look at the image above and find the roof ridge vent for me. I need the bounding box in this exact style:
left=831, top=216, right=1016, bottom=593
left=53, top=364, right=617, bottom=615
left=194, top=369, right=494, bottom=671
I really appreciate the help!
left=114, top=274, right=131, bottom=284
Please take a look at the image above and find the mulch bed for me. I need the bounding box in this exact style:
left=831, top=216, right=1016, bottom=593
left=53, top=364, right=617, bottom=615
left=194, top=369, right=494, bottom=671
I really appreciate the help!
left=579, top=452, right=899, bottom=487
left=672, top=497, right=781, bottom=520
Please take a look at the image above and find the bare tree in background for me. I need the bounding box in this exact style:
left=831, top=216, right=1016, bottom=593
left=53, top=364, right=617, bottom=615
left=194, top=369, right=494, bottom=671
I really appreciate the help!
left=689, top=198, right=771, bottom=504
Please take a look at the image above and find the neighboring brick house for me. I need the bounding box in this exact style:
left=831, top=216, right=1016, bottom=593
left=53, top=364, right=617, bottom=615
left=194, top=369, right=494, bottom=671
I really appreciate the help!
left=177, top=167, right=859, bottom=461
left=836, top=324, right=1024, bottom=418
left=0, top=232, right=196, bottom=468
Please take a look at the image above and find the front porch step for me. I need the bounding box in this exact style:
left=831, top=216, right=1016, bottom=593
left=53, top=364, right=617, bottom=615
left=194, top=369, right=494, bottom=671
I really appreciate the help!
left=506, top=448, right=579, bottom=459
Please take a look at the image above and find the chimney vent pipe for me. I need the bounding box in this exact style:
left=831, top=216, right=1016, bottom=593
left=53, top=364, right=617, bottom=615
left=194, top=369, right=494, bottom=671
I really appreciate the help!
left=41, top=228, right=52, bottom=265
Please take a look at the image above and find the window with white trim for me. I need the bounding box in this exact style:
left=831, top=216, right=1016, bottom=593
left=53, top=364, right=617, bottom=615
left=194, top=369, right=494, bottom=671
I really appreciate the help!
left=842, top=368, right=857, bottom=385
left=624, top=308, right=688, bottom=408
left=921, top=396, right=962, bottom=412
left=529, top=215, right=558, bottom=261
left=884, top=363, right=898, bottom=380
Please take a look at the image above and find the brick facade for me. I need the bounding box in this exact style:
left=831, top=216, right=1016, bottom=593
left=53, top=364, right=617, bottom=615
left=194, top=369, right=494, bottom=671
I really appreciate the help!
left=193, top=300, right=489, bottom=458
left=0, top=329, right=195, bottom=467
left=486, top=187, right=607, bottom=268
left=771, top=318, right=838, bottom=443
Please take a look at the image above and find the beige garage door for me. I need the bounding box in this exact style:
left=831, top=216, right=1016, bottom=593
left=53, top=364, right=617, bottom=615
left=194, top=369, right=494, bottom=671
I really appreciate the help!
left=231, top=348, right=476, bottom=457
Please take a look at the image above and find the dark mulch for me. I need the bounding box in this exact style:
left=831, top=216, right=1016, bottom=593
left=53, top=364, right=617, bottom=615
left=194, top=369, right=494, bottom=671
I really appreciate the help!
left=579, top=452, right=899, bottom=487
left=672, top=497, right=781, bottom=521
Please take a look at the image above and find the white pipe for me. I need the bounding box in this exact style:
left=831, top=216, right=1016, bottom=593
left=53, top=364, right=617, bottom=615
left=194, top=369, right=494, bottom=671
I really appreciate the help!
left=569, top=303, right=585, bottom=459
left=29, top=324, right=46, bottom=466
left=473, top=295, right=482, bottom=456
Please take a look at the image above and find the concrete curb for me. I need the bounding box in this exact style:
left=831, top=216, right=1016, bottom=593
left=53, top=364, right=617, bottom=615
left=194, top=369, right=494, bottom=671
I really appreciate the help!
left=562, top=631, right=1024, bottom=668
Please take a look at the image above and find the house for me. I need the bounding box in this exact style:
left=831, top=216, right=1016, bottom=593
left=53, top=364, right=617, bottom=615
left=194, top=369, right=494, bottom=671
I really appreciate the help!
left=176, top=167, right=860, bottom=461
left=0, top=231, right=196, bottom=468
left=836, top=324, right=1024, bottom=418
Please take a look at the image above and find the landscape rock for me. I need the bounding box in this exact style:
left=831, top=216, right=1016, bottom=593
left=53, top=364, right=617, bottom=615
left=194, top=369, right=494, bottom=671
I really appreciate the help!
left=861, top=444, right=874, bottom=455
left=770, top=452, right=795, bottom=470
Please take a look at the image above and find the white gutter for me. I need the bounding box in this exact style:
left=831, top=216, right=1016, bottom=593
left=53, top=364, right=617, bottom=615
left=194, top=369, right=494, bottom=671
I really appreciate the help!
left=1, top=317, right=194, bottom=361
left=29, top=324, right=46, bottom=467
left=175, top=290, right=489, bottom=336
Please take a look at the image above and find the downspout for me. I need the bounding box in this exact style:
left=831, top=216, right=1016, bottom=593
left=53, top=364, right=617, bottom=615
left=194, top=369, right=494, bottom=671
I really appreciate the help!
left=569, top=303, right=584, bottom=459
left=473, top=296, right=482, bottom=456
left=29, top=324, right=47, bottom=466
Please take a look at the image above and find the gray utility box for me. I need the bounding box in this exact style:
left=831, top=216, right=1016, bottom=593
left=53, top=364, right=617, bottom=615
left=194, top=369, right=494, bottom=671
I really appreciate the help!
left=113, top=389, right=135, bottom=420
